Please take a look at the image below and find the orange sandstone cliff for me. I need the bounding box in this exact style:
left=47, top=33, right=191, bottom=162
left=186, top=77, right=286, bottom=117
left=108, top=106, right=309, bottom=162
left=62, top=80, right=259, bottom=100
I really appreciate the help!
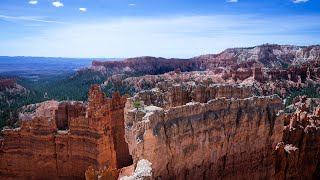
left=275, top=101, right=320, bottom=179
left=1, top=82, right=320, bottom=180
left=122, top=82, right=320, bottom=180
left=123, top=83, right=284, bottom=179
left=0, top=85, right=132, bottom=179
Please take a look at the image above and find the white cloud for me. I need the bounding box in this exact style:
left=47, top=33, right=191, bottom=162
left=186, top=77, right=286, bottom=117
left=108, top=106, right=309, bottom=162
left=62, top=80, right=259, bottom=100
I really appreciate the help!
left=292, top=0, right=309, bottom=3
left=52, top=1, right=64, bottom=8
left=129, top=4, right=136, bottom=6
left=28, top=0, right=38, bottom=5
left=79, top=8, right=87, bottom=12
left=1, top=15, right=319, bottom=58
left=0, top=14, right=66, bottom=24
left=226, top=0, right=238, bottom=2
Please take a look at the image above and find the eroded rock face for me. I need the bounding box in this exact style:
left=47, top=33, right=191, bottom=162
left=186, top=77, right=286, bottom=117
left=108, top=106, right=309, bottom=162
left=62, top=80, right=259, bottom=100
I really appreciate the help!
left=85, top=166, right=119, bottom=180
left=55, top=101, right=87, bottom=130
left=120, top=159, right=153, bottom=180
left=195, top=44, right=320, bottom=68
left=0, top=79, right=17, bottom=91
left=91, top=45, right=320, bottom=76
left=127, top=83, right=254, bottom=110
left=275, top=101, right=320, bottom=179
left=103, top=61, right=320, bottom=102
left=0, top=85, right=132, bottom=179
left=124, top=83, right=284, bottom=179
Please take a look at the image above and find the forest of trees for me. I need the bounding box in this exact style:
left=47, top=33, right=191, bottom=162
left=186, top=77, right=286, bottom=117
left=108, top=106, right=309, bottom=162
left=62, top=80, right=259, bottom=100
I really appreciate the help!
left=0, top=69, right=145, bottom=128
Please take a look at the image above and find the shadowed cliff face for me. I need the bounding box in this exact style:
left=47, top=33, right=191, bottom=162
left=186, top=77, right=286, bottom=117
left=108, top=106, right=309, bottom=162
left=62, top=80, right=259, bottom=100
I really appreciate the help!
left=122, top=82, right=320, bottom=180
left=0, top=85, right=132, bottom=179
left=124, top=83, right=284, bottom=179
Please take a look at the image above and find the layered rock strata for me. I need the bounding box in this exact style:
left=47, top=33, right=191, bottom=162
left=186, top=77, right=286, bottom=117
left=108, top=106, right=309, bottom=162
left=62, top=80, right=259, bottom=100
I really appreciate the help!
left=91, top=44, right=320, bottom=76
left=103, top=63, right=320, bottom=100
left=124, top=83, right=284, bottom=179
left=275, top=101, right=320, bottom=179
left=127, top=83, right=253, bottom=110
left=0, top=85, right=132, bottom=179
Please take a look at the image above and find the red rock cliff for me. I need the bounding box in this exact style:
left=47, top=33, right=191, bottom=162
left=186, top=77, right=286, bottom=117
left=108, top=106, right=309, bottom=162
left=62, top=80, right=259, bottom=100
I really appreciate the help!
left=0, top=85, right=132, bottom=179
left=124, top=83, right=284, bottom=179
left=275, top=102, right=320, bottom=179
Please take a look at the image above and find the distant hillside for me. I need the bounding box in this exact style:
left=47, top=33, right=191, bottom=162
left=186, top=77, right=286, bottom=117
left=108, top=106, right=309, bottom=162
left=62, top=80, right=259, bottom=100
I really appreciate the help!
left=195, top=44, right=320, bottom=68
left=88, top=44, right=320, bottom=75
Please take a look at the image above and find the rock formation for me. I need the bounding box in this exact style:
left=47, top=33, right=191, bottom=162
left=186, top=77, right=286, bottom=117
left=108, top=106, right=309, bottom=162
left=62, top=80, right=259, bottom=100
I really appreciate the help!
left=195, top=44, right=320, bottom=68
left=3, top=43, right=320, bottom=180
left=275, top=100, right=320, bottom=179
left=0, top=85, right=132, bottom=179
left=119, top=159, right=153, bottom=180
left=102, top=59, right=320, bottom=101
left=124, top=83, right=284, bottom=179
left=129, top=83, right=254, bottom=109
left=85, top=166, right=119, bottom=180
left=90, top=44, right=320, bottom=77
left=2, top=80, right=320, bottom=179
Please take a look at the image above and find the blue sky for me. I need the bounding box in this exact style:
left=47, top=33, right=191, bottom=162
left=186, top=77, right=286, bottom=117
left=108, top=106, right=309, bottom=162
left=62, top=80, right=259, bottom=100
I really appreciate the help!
left=0, top=0, right=319, bottom=58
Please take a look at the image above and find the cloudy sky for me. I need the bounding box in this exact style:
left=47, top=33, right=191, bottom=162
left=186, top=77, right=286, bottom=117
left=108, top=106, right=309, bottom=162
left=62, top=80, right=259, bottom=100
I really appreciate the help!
left=0, top=0, right=319, bottom=58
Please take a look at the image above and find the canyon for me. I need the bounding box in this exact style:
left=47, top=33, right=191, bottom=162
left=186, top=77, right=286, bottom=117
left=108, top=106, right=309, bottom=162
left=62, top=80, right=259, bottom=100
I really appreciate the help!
left=122, top=82, right=320, bottom=179
left=1, top=82, right=319, bottom=179
left=1, top=44, right=320, bottom=179
left=124, top=83, right=283, bottom=179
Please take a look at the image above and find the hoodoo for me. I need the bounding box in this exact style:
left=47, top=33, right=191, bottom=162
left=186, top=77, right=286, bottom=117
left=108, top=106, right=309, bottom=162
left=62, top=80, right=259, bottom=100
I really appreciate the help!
left=0, top=85, right=132, bottom=179
left=123, top=83, right=284, bottom=179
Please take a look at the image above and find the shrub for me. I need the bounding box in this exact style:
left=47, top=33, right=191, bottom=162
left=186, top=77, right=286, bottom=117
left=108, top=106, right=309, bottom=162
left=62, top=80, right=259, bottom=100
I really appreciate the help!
left=133, top=101, right=142, bottom=110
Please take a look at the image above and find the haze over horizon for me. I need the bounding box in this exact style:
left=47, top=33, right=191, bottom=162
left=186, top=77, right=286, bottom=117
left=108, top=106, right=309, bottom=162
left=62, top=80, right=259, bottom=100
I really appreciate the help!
left=0, top=0, right=319, bottom=58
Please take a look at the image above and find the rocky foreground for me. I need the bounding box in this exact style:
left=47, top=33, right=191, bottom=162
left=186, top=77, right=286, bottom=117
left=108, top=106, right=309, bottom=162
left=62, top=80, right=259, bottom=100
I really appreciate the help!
left=0, top=85, right=132, bottom=179
left=0, top=83, right=319, bottom=179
